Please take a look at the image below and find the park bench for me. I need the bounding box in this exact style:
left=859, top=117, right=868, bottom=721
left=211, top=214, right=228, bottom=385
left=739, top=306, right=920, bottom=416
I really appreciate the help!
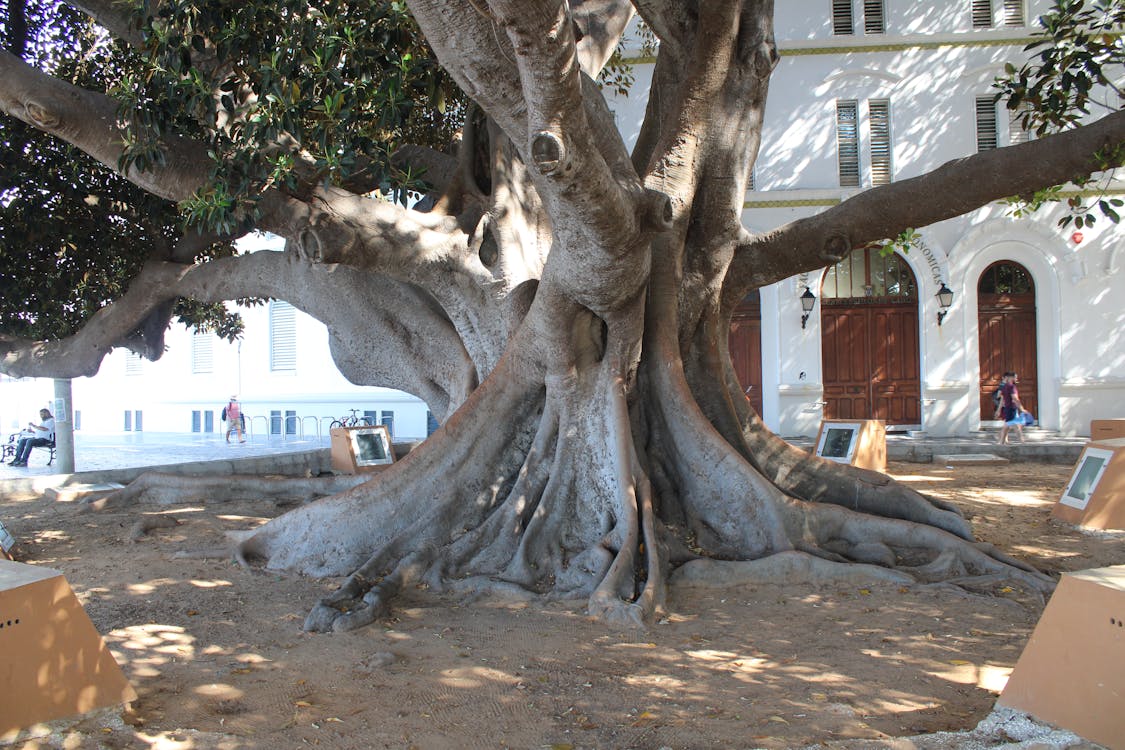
left=3, top=433, right=56, bottom=466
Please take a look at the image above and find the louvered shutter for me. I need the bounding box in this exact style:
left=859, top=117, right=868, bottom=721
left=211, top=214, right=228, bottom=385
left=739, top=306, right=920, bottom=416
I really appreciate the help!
left=192, top=332, right=213, bottom=374
left=832, top=0, right=854, bottom=35
left=1008, top=102, right=1033, bottom=145
left=976, top=96, right=999, bottom=151
left=1002, top=0, right=1024, bottom=26
left=864, top=0, right=885, bottom=34
left=269, top=301, right=297, bottom=371
left=869, top=100, right=893, bottom=185
left=972, top=0, right=993, bottom=28
left=836, top=100, right=861, bottom=187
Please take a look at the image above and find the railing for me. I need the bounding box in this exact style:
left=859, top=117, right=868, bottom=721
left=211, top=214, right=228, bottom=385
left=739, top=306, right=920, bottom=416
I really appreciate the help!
left=238, top=413, right=387, bottom=442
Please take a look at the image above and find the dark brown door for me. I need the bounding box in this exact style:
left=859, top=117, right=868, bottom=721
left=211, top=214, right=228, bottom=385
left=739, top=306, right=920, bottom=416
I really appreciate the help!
left=821, top=248, right=921, bottom=427
left=822, top=307, right=871, bottom=418
left=823, top=304, right=921, bottom=425
left=729, top=291, right=763, bottom=416
left=978, top=262, right=1038, bottom=420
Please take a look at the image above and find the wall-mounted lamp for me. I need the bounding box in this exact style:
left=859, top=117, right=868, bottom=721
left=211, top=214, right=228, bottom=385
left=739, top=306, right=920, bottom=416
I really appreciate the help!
left=936, top=282, right=954, bottom=326
left=800, top=286, right=816, bottom=329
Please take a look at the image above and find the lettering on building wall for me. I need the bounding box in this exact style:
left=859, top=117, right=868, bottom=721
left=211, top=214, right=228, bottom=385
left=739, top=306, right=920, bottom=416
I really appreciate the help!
left=918, top=239, right=946, bottom=287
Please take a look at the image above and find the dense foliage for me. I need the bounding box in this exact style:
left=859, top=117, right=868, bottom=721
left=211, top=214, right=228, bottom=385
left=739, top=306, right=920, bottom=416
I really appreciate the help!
left=0, top=0, right=467, bottom=343
left=998, top=0, right=1125, bottom=228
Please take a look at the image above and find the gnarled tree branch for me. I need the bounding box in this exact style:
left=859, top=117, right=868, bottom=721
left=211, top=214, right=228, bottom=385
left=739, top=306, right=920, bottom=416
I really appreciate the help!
left=726, top=109, right=1125, bottom=303
left=0, top=49, right=212, bottom=202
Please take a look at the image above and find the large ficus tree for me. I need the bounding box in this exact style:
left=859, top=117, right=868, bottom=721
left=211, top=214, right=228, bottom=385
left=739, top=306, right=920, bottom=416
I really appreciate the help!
left=2, top=0, right=1123, bottom=630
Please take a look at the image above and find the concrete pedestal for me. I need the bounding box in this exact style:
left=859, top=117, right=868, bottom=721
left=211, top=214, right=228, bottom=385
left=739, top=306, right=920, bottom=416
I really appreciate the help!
left=0, top=560, right=135, bottom=739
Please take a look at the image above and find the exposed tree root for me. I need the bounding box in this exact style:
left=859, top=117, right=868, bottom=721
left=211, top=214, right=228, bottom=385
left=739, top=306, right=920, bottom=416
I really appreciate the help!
left=670, top=550, right=914, bottom=588
left=82, top=471, right=369, bottom=511
left=128, top=514, right=181, bottom=542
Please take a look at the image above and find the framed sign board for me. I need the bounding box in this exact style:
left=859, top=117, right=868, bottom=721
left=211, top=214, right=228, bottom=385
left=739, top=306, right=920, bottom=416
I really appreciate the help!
left=0, top=520, right=15, bottom=560
left=330, top=425, right=394, bottom=474
left=1052, top=438, right=1125, bottom=530
left=813, top=419, right=886, bottom=472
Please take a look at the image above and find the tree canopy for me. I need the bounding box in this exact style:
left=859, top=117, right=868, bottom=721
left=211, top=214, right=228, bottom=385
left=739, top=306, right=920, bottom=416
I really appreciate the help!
left=2, top=0, right=1124, bottom=631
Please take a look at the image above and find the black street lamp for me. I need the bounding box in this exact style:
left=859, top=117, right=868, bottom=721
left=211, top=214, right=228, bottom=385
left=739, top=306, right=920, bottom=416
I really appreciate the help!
left=936, top=282, right=954, bottom=326
left=800, top=286, right=816, bottom=329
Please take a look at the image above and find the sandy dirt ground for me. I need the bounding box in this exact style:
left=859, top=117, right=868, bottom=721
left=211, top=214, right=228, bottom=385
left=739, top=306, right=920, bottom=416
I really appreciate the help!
left=1, top=460, right=1122, bottom=750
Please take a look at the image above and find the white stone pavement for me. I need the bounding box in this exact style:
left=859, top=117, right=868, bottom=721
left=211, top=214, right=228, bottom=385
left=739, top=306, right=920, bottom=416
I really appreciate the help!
left=0, top=428, right=1091, bottom=484
left=0, top=430, right=328, bottom=481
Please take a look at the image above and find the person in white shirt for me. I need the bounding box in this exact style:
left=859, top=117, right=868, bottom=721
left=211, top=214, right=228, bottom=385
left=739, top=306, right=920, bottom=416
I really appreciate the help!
left=9, top=409, right=55, bottom=467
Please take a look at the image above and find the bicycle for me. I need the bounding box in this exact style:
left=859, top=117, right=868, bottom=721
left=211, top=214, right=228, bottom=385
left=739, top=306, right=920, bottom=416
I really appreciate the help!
left=329, top=409, right=372, bottom=429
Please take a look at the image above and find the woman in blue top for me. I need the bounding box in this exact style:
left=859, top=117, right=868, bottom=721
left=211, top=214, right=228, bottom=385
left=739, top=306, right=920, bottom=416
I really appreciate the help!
left=997, top=372, right=1024, bottom=445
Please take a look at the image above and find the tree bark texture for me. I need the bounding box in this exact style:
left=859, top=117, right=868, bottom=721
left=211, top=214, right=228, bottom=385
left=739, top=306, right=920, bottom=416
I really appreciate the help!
left=7, top=0, right=1117, bottom=630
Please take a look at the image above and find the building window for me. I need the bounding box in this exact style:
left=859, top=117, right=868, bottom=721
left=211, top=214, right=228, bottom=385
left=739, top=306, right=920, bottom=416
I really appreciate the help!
left=74, top=410, right=81, bottom=431
left=192, top=410, right=215, bottom=432
left=124, top=411, right=132, bottom=431
left=868, top=99, right=893, bottom=185
left=269, top=301, right=297, bottom=371
left=124, top=410, right=142, bottom=431
left=380, top=410, right=395, bottom=439
left=833, top=1, right=884, bottom=35
left=979, top=261, right=1034, bottom=295
left=836, top=100, right=860, bottom=187
left=836, top=99, right=893, bottom=187
left=270, top=409, right=281, bottom=434
left=832, top=0, right=854, bottom=35
left=822, top=248, right=918, bottom=301
left=976, top=96, right=999, bottom=151
left=972, top=0, right=1024, bottom=28
left=191, top=332, right=214, bottom=374
left=427, top=411, right=440, bottom=436
left=363, top=409, right=377, bottom=426
left=125, top=353, right=143, bottom=376
left=864, top=0, right=885, bottom=34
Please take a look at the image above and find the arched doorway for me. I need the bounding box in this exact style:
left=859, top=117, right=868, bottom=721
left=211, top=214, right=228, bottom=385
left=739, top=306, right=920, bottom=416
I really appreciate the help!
left=821, top=248, right=921, bottom=427
left=728, top=290, right=763, bottom=416
left=977, top=261, right=1038, bottom=420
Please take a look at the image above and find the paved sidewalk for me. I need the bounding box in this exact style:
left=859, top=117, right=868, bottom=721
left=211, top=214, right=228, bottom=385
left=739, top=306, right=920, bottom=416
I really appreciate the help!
left=0, top=426, right=1090, bottom=484
left=0, top=431, right=330, bottom=481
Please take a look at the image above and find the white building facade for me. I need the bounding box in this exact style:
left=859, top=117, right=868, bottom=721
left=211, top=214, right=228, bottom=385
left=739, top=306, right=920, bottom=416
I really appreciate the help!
left=1, top=285, right=435, bottom=442
left=612, top=0, right=1125, bottom=437
left=3, top=0, right=1123, bottom=441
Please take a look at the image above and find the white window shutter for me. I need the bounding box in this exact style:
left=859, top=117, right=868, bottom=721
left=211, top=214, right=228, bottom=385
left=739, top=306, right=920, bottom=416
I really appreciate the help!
left=836, top=100, right=861, bottom=187
left=864, top=0, right=886, bottom=34
left=869, top=99, right=893, bottom=185
left=192, top=332, right=214, bottom=374
left=832, top=0, right=854, bottom=35
left=976, top=96, right=999, bottom=151
left=269, top=301, right=297, bottom=371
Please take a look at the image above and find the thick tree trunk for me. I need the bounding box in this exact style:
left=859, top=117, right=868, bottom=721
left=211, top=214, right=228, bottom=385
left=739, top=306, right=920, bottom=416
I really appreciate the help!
left=13, top=0, right=1091, bottom=633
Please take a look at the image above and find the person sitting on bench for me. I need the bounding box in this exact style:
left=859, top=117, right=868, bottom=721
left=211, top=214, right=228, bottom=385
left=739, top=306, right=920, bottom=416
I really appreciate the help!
left=8, top=408, right=55, bottom=467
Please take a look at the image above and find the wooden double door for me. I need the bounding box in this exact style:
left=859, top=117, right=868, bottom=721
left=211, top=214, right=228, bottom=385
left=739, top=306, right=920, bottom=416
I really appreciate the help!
left=822, top=303, right=921, bottom=427
left=977, top=261, right=1038, bottom=420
